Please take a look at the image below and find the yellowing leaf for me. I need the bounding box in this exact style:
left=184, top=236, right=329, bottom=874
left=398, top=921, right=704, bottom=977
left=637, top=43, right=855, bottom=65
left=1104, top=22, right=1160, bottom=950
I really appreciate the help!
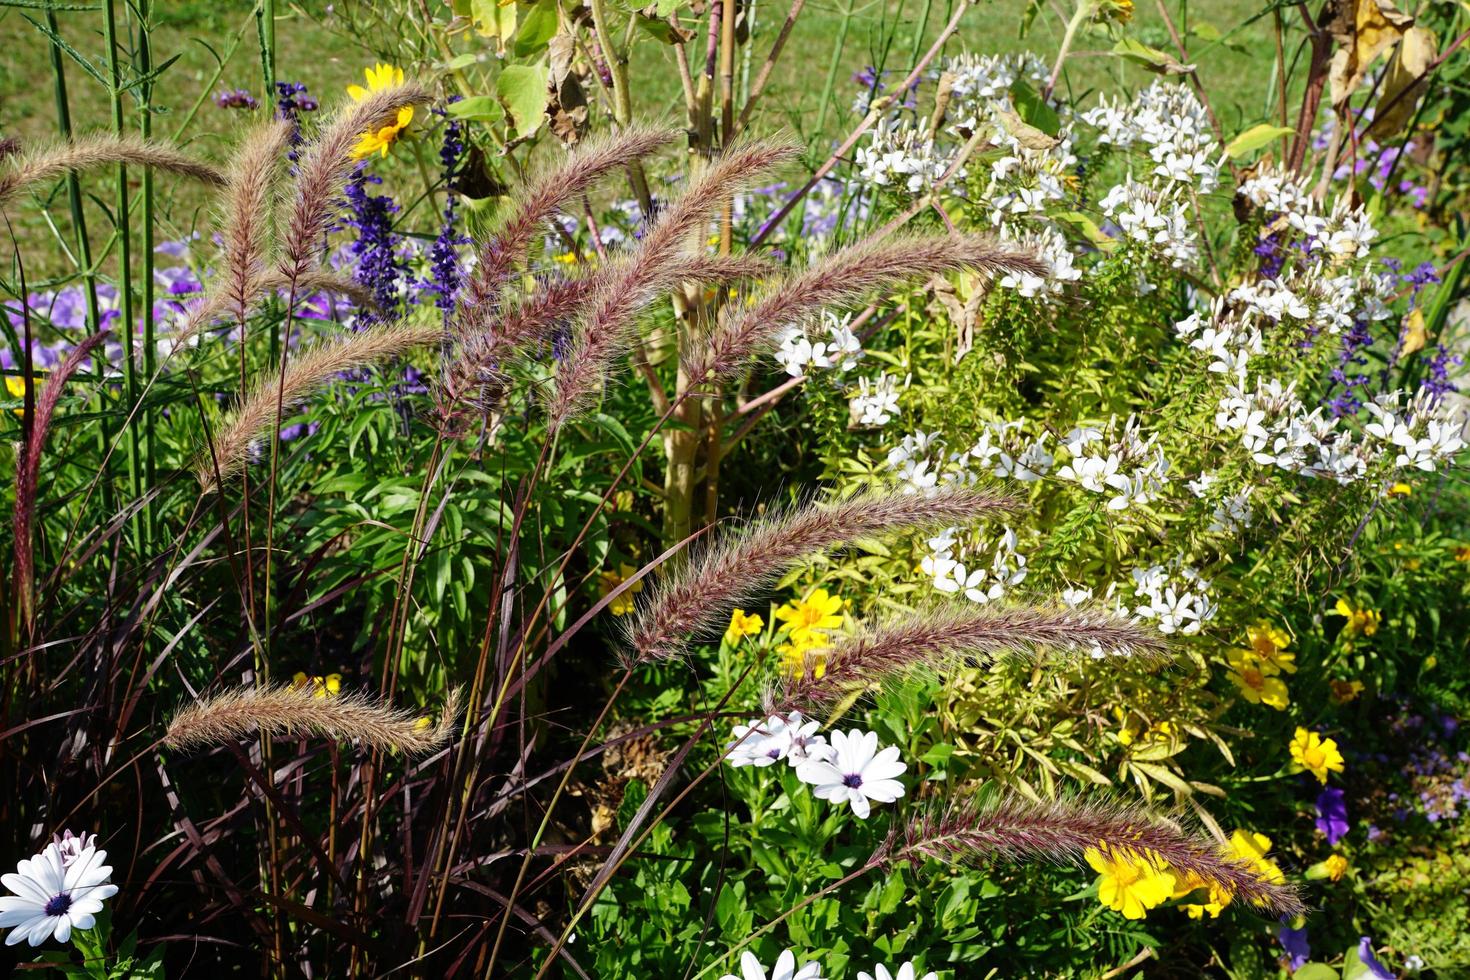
left=471, top=0, right=517, bottom=48
left=1328, top=0, right=1414, bottom=108
left=1369, top=25, right=1438, bottom=137
left=1400, top=306, right=1428, bottom=357
left=1224, top=123, right=1295, bottom=159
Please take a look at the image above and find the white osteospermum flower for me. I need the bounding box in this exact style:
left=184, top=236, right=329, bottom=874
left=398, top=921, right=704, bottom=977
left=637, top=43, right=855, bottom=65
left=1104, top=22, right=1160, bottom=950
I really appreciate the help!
left=795, top=729, right=906, bottom=819
left=719, top=949, right=824, bottom=980
left=1, top=840, right=118, bottom=947
left=858, top=963, right=938, bottom=980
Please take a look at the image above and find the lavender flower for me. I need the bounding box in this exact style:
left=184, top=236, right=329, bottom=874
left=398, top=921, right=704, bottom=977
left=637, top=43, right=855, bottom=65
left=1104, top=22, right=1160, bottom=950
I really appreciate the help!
left=1325, top=317, right=1374, bottom=417
left=427, top=102, right=466, bottom=321
left=1357, top=938, right=1394, bottom=979
left=343, top=168, right=404, bottom=322
left=1315, top=786, right=1349, bottom=845
left=215, top=88, right=259, bottom=111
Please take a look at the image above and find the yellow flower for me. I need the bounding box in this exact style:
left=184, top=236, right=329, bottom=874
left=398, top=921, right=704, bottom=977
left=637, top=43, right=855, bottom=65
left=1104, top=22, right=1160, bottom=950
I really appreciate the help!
left=1324, top=854, right=1348, bottom=881
left=291, top=671, right=342, bottom=699
left=1173, top=829, right=1284, bottom=917
left=5, top=373, right=32, bottom=416
left=1332, top=598, right=1381, bottom=637
left=1091, top=0, right=1134, bottom=24
left=773, top=588, right=844, bottom=645
left=1225, top=649, right=1290, bottom=710
left=597, top=563, right=642, bottom=616
left=1388, top=482, right=1412, bottom=497
left=1290, top=727, right=1345, bottom=784
left=1453, top=545, right=1470, bottom=562
left=1084, top=845, right=1175, bottom=919
left=347, top=63, right=414, bottom=158
left=777, top=634, right=827, bottom=679
left=1329, top=679, right=1364, bottom=704
left=723, top=608, right=764, bottom=646
left=1247, top=622, right=1297, bottom=673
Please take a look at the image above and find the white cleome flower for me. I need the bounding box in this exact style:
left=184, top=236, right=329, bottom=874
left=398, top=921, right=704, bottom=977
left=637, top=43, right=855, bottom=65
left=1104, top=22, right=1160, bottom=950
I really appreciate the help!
left=1, top=840, right=118, bottom=947
left=719, top=949, right=824, bottom=980
left=795, top=729, right=906, bottom=819
left=858, top=963, right=938, bottom=980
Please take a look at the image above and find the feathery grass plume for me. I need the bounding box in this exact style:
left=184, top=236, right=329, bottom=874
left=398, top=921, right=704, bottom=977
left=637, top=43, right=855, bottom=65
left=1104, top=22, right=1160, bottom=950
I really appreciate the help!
left=219, top=119, right=294, bottom=324
left=690, top=233, right=1050, bottom=381
left=781, top=604, right=1169, bottom=711
left=196, top=320, right=441, bottom=487
left=441, top=254, right=774, bottom=424
left=627, top=486, right=1020, bottom=663
left=277, top=81, right=431, bottom=281
left=548, top=138, right=801, bottom=424
left=165, top=684, right=462, bottom=755
left=462, top=125, right=675, bottom=310
left=0, top=134, right=224, bottom=207
left=12, top=333, right=107, bottom=631
left=175, top=268, right=375, bottom=346
left=890, top=795, right=1305, bottom=917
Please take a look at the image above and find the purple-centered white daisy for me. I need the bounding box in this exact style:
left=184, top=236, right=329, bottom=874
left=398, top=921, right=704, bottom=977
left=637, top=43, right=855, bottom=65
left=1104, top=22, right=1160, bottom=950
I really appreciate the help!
left=794, top=728, right=906, bottom=819
left=858, top=962, right=938, bottom=980
left=718, top=949, right=824, bottom=980
left=725, top=711, right=833, bottom=768
left=0, top=839, right=118, bottom=946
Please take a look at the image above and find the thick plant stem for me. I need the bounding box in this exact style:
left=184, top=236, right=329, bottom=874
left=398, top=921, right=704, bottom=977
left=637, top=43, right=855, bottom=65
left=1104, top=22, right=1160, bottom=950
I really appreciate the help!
left=589, top=0, right=652, bottom=209
left=105, top=0, right=144, bottom=537
left=1044, top=1, right=1089, bottom=101
left=46, top=9, right=114, bottom=516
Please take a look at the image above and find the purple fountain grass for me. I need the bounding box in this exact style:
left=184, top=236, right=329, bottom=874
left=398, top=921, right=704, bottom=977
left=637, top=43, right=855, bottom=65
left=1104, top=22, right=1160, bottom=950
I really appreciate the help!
left=627, top=486, right=1020, bottom=664
left=890, top=796, right=1305, bottom=917
left=176, top=268, right=374, bottom=346
left=197, top=320, right=441, bottom=487
left=691, top=233, right=1050, bottom=381
left=547, top=137, right=801, bottom=424
left=780, top=604, right=1169, bottom=711
left=219, top=119, right=294, bottom=323
left=461, top=125, right=674, bottom=311
left=277, top=81, right=432, bottom=284
left=165, top=684, right=461, bottom=755
left=12, top=332, right=108, bottom=631
left=0, top=135, right=225, bottom=207
left=440, top=254, right=773, bottom=426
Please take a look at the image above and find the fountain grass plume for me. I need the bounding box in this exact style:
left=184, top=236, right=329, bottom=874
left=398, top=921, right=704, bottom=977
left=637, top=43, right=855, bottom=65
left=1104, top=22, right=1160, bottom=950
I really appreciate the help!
left=548, top=138, right=801, bottom=425
left=691, top=233, right=1050, bottom=380
left=890, top=794, right=1305, bottom=917
left=278, top=80, right=432, bottom=281
left=441, top=254, right=774, bottom=425
left=780, top=603, right=1169, bottom=711
left=176, top=268, right=374, bottom=346
left=220, top=119, right=294, bottom=323
left=166, top=684, right=462, bottom=755
left=463, top=125, right=675, bottom=308
left=196, top=320, right=442, bottom=488
left=627, top=486, right=1020, bottom=664
left=0, top=134, right=224, bottom=207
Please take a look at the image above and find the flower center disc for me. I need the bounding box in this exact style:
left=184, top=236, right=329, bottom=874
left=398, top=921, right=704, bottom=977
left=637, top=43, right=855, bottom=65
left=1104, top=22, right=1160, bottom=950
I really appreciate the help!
left=44, top=893, right=72, bottom=917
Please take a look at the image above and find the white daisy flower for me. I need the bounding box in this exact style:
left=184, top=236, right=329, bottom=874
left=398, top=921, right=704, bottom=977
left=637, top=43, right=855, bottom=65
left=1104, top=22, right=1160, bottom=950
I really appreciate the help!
left=795, top=729, right=906, bottom=819
left=719, top=949, right=824, bottom=980
left=1, top=840, right=118, bottom=947
left=858, top=962, right=938, bottom=980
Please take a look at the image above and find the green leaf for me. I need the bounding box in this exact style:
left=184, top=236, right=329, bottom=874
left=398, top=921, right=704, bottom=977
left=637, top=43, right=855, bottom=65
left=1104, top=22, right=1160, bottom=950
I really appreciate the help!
left=654, top=0, right=688, bottom=15
left=1112, top=37, right=1195, bottom=75
left=441, top=52, right=479, bottom=71
left=1008, top=79, right=1059, bottom=136
left=1294, top=964, right=1340, bottom=980
left=514, top=0, right=557, bottom=57
left=497, top=63, right=549, bottom=137
left=447, top=95, right=505, bottom=123
left=1224, top=123, right=1295, bottom=159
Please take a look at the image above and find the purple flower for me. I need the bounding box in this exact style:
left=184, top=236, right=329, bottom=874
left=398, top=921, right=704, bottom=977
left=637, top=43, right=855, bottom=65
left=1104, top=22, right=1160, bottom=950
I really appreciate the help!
left=1358, top=937, right=1394, bottom=979
left=427, top=102, right=467, bottom=321
left=214, top=88, right=259, bottom=110
left=1277, top=923, right=1310, bottom=971
left=1315, top=786, right=1350, bottom=844
left=343, top=168, right=404, bottom=322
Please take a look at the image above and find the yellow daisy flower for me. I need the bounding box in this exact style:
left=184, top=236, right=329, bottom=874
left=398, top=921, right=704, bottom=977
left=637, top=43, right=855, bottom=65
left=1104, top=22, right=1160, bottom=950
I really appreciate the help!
left=1084, top=845, right=1175, bottom=920
left=1331, top=598, right=1381, bottom=637
left=773, top=588, right=844, bottom=645
left=347, top=63, right=414, bottom=159
left=723, top=608, right=764, bottom=646
left=1329, top=679, right=1364, bottom=704
left=1290, top=727, right=1345, bottom=784
left=1246, top=622, right=1297, bottom=673
left=597, top=563, right=642, bottom=617
left=1324, top=854, right=1348, bottom=881
left=1225, top=649, right=1289, bottom=710
left=291, top=671, right=342, bottom=699
left=776, top=635, right=828, bottom=679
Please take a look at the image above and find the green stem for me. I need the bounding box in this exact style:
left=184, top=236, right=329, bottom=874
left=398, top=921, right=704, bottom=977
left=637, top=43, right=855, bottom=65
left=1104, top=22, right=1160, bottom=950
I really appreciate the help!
left=105, top=0, right=144, bottom=540
left=1044, top=1, right=1090, bottom=101
left=45, top=8, right=115, bottom=516
left=137, top=0, right=157, bottom=545
left=813, top=0, right=855, bottom=139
